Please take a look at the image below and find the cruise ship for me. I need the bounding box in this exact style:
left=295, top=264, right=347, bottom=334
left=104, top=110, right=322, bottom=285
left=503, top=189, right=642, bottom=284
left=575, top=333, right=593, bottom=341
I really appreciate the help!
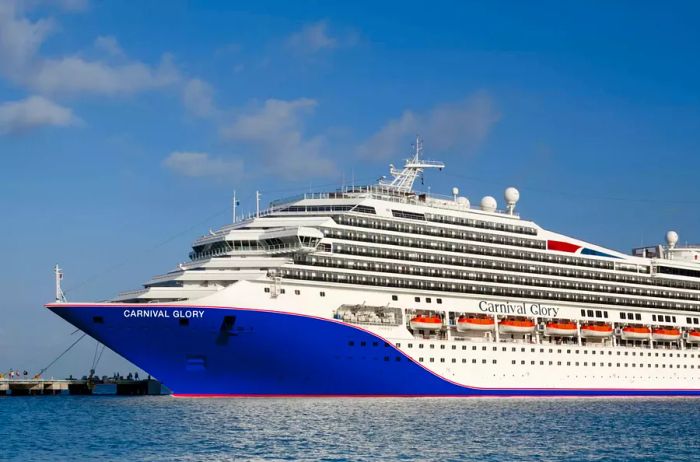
left=47, top=138, right=700, bottom=397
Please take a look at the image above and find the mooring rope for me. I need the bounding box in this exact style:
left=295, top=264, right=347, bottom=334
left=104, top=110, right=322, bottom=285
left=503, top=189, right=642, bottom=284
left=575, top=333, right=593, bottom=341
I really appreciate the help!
left=38, top=333, right=87, bottom=377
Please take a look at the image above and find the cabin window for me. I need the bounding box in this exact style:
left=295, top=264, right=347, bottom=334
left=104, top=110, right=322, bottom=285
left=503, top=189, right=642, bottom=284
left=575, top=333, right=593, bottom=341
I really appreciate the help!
left=392, top=295, right=398, bottom=301
left=414, top=297, right=420, bottom=302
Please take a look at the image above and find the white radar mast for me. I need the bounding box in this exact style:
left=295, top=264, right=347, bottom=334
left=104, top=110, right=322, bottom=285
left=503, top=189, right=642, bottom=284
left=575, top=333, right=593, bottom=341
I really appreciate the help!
left=380, top=136, right=445, bottom=193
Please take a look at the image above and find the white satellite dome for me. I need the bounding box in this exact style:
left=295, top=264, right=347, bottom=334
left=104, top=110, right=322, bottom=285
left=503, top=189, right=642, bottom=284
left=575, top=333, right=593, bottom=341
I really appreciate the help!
left=457, top=196, right=470, bottom=208
left=504, top=187, right=520, bottom=214
left=666, top=230, right=679, bottom=248
left=504, top=187, right=520, bottom=205
left=480, top=196, right=497, bottom=212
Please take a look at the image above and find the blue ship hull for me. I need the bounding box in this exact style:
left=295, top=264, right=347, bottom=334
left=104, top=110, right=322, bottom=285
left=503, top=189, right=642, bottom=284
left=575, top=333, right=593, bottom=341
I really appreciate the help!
left=47, top=304, right=700, bottom=397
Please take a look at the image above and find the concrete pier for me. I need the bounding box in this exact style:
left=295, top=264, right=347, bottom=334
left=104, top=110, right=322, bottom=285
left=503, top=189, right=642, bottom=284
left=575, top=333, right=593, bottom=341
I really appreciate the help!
left=0, top=378, right=167, bottom=396
left=0, top=379, right=71, bottom=395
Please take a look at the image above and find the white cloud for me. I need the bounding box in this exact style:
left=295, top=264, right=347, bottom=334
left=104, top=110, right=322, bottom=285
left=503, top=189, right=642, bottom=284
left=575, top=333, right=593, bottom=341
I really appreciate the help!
left=94, top=35, right=124, bottom=57
left=285, top=20, right=352, bottom=55
left=220, top=98, right=336, bottom=179
left=0, top=95, right=78, bottom=135
left=162, top=151, right=244, bottom=178
left=0, top=2, right=54, bottom=81
left=0, top=4, right=179, bottom=97
left=30, top=54, right=179, bottom=96
left=357, top=92, right=501, bottom=159
left=182, top=78, right=217, bottom=118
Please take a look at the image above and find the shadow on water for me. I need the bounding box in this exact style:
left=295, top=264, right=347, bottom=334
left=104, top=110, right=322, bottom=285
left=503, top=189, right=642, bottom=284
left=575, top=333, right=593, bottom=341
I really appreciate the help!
left=0, top=396, right=696, bottom=461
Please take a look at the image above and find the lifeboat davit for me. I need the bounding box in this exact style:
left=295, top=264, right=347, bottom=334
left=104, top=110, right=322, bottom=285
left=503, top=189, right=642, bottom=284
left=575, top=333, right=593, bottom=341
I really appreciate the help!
left=456, top=316, right=495, bottom=332
left=621, top=326, right=651, bottom=340
left=580, top=323, right=613, bottom=338
left=499, top=318, right=536, bottom=334
left=410, top=316, right=442, bottom=331
left=544, top=321, right=577, bottom=337
left=652, top=327, right=681, bottom=341
left=687, top=330, right=700, bottom=343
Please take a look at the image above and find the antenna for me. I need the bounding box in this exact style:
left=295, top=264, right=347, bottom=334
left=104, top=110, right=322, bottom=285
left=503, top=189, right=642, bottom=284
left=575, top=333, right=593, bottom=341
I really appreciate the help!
left=256, top=191, right=261, bottom=218
left=379, top=135, right=445, bottom=193
left=232, top=190, right=238, bottom=223
left=54, top=264, right=66, bottom=303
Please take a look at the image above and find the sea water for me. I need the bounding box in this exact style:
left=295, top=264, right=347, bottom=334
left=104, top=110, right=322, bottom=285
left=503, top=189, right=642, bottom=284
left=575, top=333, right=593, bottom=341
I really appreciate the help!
left=0, top=396, right=696, bottom=461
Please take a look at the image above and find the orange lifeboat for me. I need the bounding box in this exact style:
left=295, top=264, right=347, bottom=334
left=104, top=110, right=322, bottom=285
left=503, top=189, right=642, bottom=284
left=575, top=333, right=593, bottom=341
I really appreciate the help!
left=580, top=323, right=613, bottom=338
left=687, top=330, right=700, bottom=343
left=621, top=325, right=651, bottom=340
left=544, top=321, right=577, bottom=337
left=499, top=318, right=536, bottom=334
left=456, top=315, right=495, bottom=332
left=652, top=327, right=681, bottom=342
left=409, top=315, right=442, bottom=331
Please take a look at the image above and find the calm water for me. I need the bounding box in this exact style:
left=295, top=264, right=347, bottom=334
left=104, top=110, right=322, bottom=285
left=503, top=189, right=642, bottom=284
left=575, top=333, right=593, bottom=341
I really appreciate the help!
left=0, top=396, right=697, bottom=461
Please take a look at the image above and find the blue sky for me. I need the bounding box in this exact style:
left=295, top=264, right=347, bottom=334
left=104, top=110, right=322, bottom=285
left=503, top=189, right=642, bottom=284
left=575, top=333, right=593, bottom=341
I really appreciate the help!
left=1, top=0, right=699, bottom=378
